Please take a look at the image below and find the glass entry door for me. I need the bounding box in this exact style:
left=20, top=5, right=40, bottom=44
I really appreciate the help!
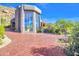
left=24, top=11, right=33, bottom=32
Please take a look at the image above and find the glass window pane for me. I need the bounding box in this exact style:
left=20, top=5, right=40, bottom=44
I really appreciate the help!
left=24, top=11, right=33, bottom=32
left=36, top=13, right=40, bottom=30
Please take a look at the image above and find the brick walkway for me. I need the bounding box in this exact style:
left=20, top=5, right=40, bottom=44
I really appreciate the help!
left=0, top=31, right=66, bottom=56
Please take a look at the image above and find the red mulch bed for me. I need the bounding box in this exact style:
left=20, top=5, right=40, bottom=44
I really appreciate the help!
left=0, top=31, right=66, bottom=56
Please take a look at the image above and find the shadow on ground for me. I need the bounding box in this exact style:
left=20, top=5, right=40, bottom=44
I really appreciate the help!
left=31, top=46, right=65, bottom=56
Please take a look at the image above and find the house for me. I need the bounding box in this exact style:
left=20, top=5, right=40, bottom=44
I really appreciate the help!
left=40, top=21, right=46, bottom=28
left=11, top=5, right=42, bottom=33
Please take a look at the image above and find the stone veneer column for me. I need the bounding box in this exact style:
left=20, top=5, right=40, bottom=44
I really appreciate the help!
left=20, top=5, right=25, bottom=33
left=15, top=7, right=19, bottom=32
left=33, top=12, right=36, bottom=33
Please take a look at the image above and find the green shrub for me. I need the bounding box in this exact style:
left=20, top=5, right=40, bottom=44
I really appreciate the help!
left=65, top=23, right=79, bottom=56
left=0, top=25, right=5, bottom=39
left=1, top=17, right=5, bottom=26
left=0, top=25, right=5, bottom=45
left=44, top=19, right=74, bottom=35
left=37, top=29, right=42, bottom=33
left=1, top=17, right=11, bottom=26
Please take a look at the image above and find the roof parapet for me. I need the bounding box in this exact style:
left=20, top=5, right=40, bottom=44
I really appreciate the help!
left=22, top=5, right=41, bottom=14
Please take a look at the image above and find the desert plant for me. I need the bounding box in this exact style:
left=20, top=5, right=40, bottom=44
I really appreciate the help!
left=55, top=19, right=74, bottom=35
left=65, top=22, right=79, bottom=56
left=1, top=16, right=11, bottom=26
left=37, top=29, right=42, bottom=33
left=44, top=19, right=74, bottom=35
left=0, top=25, right=5, bottom=45
left=0, top=25, right=5, bottom=39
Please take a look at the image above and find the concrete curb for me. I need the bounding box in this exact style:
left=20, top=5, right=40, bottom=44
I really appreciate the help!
left=0, top=35, right=11, bottom=48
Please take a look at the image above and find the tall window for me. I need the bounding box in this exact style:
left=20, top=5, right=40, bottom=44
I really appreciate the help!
left=36, top=13, right=40, bottom=30
left=24, top=11, right=33, bottom=31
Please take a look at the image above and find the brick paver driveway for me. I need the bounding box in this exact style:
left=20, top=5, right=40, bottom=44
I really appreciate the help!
left=0, top=31, right=66, bottom=56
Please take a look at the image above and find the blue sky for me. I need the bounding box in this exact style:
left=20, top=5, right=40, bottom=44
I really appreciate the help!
left=0, top=3, right=79, bottom=23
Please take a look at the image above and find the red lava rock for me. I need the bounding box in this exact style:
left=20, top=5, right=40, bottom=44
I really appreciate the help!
left=0, top=31, right=66, bottom=56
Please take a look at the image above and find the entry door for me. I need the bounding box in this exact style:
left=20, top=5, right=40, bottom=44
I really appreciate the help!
left=24, top=11, right=33, bottom=32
